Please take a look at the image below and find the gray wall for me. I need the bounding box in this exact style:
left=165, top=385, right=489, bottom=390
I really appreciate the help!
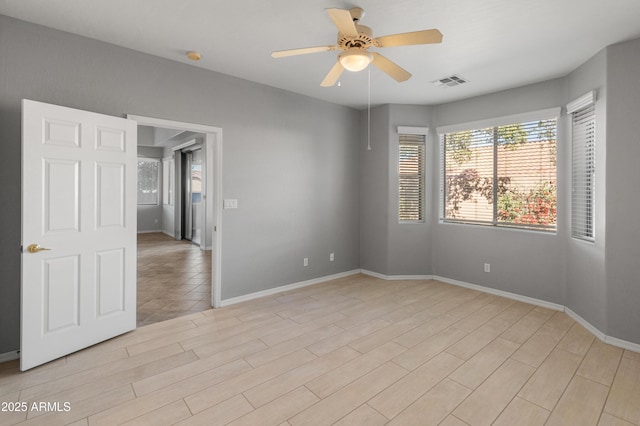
left=359, top=104, right=433, bottom=276
left=359, top=105, right=391, bottom=274
left=138, top=125, right=155, bottom=147
left=0, top=15, right=361, bottom=354
left=565, top=49, right=608, bottom=333
left=358, top=47, right=640, bottom=346
left=605, top=37, right=640, bottom=344
left=431, top=78, right=567, bottom=304
left=2, top=13, right=640, bottom=355
left=137, top=205, right=163, bottom=233
left=388, top=105, right=433, bottom=276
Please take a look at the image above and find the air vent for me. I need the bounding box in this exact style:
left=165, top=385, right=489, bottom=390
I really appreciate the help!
left=432, top=74, right=468, bottom=87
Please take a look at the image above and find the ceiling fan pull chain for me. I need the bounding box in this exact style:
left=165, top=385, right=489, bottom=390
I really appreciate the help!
left=367, top=66, right=372, bottom=151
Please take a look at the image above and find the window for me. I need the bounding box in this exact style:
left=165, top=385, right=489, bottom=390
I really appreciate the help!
left=568, top=91, right=596, bottom=241
left=137, top=158, right=160, bottom=205
left=439, top=109, right=559, bottom=231
left=399, top=128, right=427, bottom=222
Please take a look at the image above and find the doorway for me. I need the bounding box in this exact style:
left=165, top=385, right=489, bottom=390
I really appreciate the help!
left=136, top=232, right=211, bottom=326
left=131, top=115, right=223, bottom=322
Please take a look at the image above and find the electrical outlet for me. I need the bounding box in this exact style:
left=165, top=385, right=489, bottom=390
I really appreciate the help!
left=484, top=263, right=490, bottom=273
left=330, top=253, right=334, bottom=262
left=303, top=257, right=309, bottom=267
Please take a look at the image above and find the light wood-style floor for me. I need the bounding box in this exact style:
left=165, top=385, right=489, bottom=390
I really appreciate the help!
left=137, top=233, right=212, bottom=327
left=1, top=274, right=639, bottom=426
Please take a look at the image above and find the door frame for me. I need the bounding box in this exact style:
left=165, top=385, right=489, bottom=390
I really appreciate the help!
left=176, top=142, right=205, bottom=246
left=128, top=114, right=223, bottom=308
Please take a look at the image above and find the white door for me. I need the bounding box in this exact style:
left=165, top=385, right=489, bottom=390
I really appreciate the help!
left=21, top=100, right=137, bottom=371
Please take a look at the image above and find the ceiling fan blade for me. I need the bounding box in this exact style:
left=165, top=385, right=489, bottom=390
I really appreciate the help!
left=272, top=45, right=338, bottom=58
left=326, top=8, right=358, bottom=37
left=375, top=29, right=443, bottom=47
left=320, top=61, right=345, bottom=87
left=371, top=52, right=411, bottom=82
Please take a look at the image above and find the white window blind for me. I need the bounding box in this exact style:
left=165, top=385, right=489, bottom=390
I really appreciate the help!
left=571, top=103, right=596, bottom=241
left=162, top=157, right=174, bottom=206
left=137, top=158, right=160, bottom=205
left=399, top=134, right=426, bottom=222
left=440, top=114, right=558, bottom=231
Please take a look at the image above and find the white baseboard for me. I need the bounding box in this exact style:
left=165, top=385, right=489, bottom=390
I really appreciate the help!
left=360, top=269, right=639, bottom=352
left=0, top=350, right=19, bottom=363
left=604, top=335, right=640, bottom=353
left=565, top=308, right=640, bottom=353
left=433, top=275, right=565, bottom=312
left=564, top=307, right=606, bottom=341
left=426, top=274, right=639, bottom=353
left=361, top=269, right=433, bottom=281
left=219, top=269, right=362, bottom=307
left=137, top=229, right=163, bottom=234
left=219, top=267, right=639, bottom=353
left=161, top=230, right=174, bottom=238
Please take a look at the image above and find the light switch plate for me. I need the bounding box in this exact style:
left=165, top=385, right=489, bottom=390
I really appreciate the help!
left=224, top=199, right=238, bottom=209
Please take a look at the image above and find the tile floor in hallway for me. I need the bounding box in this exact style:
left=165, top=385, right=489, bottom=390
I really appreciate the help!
left=1, top=274, right=639, bottom=425
left=137, top=232, right=212, bottom=327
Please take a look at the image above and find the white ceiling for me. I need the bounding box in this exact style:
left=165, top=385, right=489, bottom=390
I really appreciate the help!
left=1, top=0, right=639, bottom=109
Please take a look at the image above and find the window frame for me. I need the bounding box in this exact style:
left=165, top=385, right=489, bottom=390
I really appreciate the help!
left=137, top=157, right=161, bottom=206
left=398, top=126, right=428, bottom=224
left=437, top=107, right=560, bottom=232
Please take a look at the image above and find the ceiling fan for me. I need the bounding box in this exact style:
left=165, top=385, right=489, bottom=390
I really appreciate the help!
left=271, top=7, right=443, bottom=87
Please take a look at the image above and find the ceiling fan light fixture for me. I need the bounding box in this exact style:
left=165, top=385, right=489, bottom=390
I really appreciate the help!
left=338, top=49, right=373, bottom=72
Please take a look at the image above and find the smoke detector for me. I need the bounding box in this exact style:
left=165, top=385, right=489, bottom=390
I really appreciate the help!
left=186, top=51, right=202, bottom=61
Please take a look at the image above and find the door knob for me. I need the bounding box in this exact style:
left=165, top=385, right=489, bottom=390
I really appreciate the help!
left=26, top=244, right=51, bottom=253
